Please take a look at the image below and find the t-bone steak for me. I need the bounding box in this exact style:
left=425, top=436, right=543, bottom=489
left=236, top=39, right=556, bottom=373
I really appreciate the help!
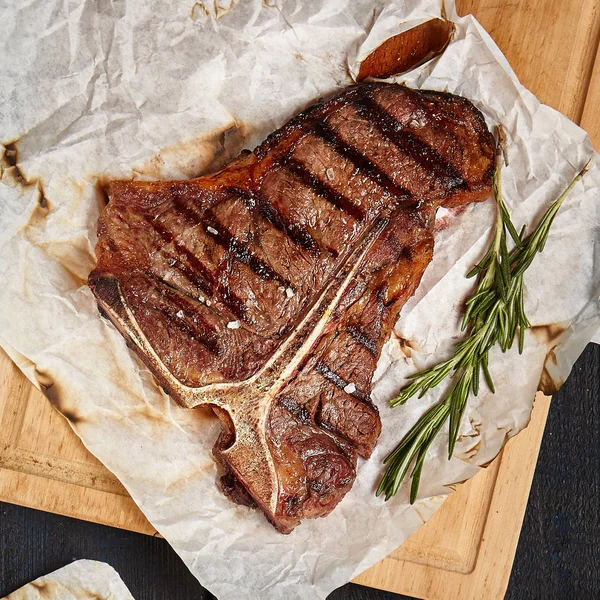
left=88, top=83, right=495, bottom=533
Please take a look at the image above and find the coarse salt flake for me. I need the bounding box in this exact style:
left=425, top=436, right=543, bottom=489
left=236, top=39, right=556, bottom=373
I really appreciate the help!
left=207, top=226, right=219, bottom=235
left=227, top=320, right=240, bottom=329
left=285, top=287, right=294, bottom=298
left=343, top=382, right=356, bottom=394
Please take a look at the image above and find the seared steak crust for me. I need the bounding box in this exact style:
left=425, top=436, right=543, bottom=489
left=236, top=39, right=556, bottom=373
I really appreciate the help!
left=89, top=83, right=494, bottom=532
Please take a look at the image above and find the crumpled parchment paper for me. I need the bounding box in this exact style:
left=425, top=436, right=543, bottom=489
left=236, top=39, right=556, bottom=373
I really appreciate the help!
left=3, top=560, right=135, bottom=600
left=0, top=1, right=598, bottom=599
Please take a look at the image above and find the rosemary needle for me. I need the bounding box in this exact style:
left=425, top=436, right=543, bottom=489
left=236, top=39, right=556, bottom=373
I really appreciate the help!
left=377, top=133, right=592, bottom=504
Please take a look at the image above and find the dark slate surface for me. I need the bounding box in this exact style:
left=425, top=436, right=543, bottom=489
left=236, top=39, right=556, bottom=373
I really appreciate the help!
left=0, top=343, right=598, bottom=600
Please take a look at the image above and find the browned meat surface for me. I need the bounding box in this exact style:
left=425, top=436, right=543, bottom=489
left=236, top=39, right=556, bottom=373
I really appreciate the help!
left=89, top=83, right=495, bottom=533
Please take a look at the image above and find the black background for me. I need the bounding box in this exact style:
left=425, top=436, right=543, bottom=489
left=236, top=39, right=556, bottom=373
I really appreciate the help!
left=1, top=343, right=598, bottom=599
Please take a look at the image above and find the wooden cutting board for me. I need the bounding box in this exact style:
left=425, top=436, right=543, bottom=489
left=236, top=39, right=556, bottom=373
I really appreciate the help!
left=1, top=1, right=599, bottom=598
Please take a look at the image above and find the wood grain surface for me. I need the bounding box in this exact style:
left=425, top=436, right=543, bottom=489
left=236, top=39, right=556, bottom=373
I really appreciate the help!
left=1, top=1, right=599, bottom=599
left=0, top=349, right=156, bottom=536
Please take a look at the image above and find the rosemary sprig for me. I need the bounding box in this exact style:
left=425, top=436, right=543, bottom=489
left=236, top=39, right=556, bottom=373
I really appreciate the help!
left=377, top=134, right=592, bottom=504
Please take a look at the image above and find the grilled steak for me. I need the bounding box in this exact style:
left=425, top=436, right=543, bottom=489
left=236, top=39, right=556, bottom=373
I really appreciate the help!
left=89, top=83, right=494, bottom=533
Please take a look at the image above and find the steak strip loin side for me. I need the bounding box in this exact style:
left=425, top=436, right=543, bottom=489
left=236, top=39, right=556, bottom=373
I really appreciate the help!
left=88, top=83, right=495, bottom=533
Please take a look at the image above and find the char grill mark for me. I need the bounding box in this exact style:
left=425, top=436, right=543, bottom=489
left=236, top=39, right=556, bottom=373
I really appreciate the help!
left=89, top=83, right=495, bottom=533
left=239, top=188, right=322, bottom=255
left=291, top=134, right=394, bottom=229
left=353, top=94, right=465, bottom=191
left=203, top=212, right=291, bottom=288
left=171, top=188, right=291, bottom=288
left=314, top=361, right=370, bottom=404
left=139, top=213, right=215, bottom=298
left=347, top=325, right=378, bottom=356
left=312, top=120, right=413, bottom=202
left=232, top=187, right=314, bottom=292
left=151, top=285, right=220, bottom=355
left=282, top=157, right=365, bottom=222
left=144, top=270, right=221, bottom=343
left=142, top=207, right=253, bottom=324
left=281, top=395, right=313, bottom=426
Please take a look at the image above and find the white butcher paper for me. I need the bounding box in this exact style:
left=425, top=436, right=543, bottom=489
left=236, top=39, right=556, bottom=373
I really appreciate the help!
left=0, top=1, right=598, bottom=598
left=3, top=560, right=135, bottom=600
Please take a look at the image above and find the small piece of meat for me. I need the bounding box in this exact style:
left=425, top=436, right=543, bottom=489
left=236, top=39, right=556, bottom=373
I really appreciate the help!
left=88, top=83, right=494, bottom=532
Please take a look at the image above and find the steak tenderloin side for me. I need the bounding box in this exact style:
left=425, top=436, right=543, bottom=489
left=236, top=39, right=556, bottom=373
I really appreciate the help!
left=89, top=83, right=495, bottom=533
